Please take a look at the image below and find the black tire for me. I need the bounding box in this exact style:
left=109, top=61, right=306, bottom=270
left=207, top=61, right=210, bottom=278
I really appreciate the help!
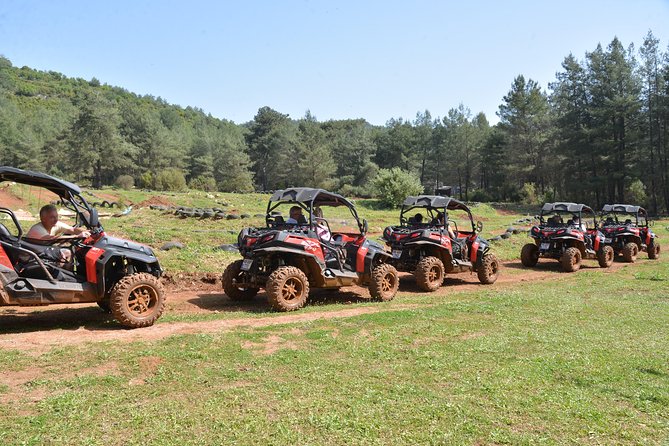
left=369, top=263, right=399, bottom=302
left=622, top=242, right=638, bottom=263
left=477, top=253, right=500, bottom=284
left=414, top=256, right=444, bottom=292
left=520, top=243, right=539, bottom=267
left=560, top=247, right=581, bottom=272
left=109, top=273, right=166, bottom=328
left=597, top=245, right=614, bottom=268
left=222, top=260, right=259, bottom=301
left=266, top=266, right=309, bottom=311
left=648, top=242, right=660, bottom=260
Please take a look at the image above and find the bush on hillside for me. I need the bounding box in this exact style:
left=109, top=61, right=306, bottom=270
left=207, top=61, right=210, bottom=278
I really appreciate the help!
left=155, top=168, right=186, bottom=191
left=189, top=175, right=217, bottom=192
left=372, top=168, right=423, bottom=208
left=114, top=174, right=134, bottom=190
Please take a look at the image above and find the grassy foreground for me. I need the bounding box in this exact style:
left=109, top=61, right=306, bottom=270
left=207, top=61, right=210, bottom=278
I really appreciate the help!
left=1, top=259, right=668, bottom=445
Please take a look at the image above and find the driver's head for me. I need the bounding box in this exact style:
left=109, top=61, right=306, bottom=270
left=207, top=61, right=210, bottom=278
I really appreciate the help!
left=289, top=206, right=303, bottom=220
left=39, top=204, right=59, bottom=229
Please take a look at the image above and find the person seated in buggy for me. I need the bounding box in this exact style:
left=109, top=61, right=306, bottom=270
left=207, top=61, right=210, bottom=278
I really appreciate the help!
left=286, top=206, right=307, bottom=225
left=408, top=213, right=424, bottom=226
left=313, top=206, right=331, bottom=242
left=25, top=204, right=90, bottom=266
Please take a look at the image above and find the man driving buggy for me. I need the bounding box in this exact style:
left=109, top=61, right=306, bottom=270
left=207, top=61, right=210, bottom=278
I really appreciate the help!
left=26, top=204, right=90, bottom=264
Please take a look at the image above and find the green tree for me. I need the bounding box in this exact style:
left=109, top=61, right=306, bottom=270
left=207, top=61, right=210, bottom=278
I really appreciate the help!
left=498, top=75, right=552, bottom=196
left=65, top=93, right=137, bottom=187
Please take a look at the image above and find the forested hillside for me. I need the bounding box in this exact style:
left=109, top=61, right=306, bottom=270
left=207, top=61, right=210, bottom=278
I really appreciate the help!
left=1, top=31, right=668, bottom=213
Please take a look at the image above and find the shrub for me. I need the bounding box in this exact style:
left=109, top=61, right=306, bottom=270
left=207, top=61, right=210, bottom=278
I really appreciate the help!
left=469, top=189, right=492, bottom=202
left=520, top=182, right=540, bottom=205
left=114, top=174, right=134, bottom=190
left=189, top=175, right=217, bottom=192
left=372, top=168, right=423, bottom=208
left=154, top=168, right=186, bottom=191
left=138, top=172, right=154, bottom=189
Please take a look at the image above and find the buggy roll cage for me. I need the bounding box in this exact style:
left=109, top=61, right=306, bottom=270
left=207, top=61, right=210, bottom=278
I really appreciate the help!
left=265, top=188, right=367, bottom=234
left=538, top=202, right=597, bottom=229
left=0, top=207, right=57, bottom=283
left=599, top=204, right=648, bottom=227
left=0, top=166, right=102, bottom=234
left=399, top=195, right=475, bottom=232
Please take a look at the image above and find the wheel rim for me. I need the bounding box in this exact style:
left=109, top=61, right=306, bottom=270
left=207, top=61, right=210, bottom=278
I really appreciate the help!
left=381, top=272, right=396, bottom=293
left=427, top=266, right=441, bottom=284
left=280, top=277, right=304, bottom=302
left=127, top=284, right=158, bottom=316
left=606, top=249, right=613, bottom=262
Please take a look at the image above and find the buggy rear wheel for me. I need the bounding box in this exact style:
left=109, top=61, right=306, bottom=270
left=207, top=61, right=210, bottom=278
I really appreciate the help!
left=520, top=243, right=539, bottom=267
left=597, top=245, right=614, bottom=268
left=414, top=256, right=444, bottom=292
left=222, top=260, right=259, bottom=301
left=109, top=273, right=166, bottom=328
left=648, top=242, right=660, bottom=259
left=266, top=266, right=309, bottom=312
left=622, top=242, right=638, bottom=263
left=560, top=247, right=581, bottom=272
left=477, top=253, right=500, bottom=284
left=369, top=263, right=398, bottom=302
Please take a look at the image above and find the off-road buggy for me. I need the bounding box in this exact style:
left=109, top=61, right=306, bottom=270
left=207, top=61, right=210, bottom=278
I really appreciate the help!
left=521, top=202, right=613, bottom=272
left=0, top=167, right=165, bottom=328
left=599, top=204, right=660, bottom=262
left=222, top=188, right=399, bottom=311
left=381, top=195, right=499, bottom=291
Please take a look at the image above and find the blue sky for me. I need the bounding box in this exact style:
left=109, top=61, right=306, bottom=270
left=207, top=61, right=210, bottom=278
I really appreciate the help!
left=1, top=0, right=668, bottom=125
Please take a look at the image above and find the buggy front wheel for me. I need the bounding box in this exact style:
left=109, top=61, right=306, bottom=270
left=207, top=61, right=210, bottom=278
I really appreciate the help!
left=477, top=253, right=500, bottom=284
left=370, top=263, right=398, bottom=302
left=109, top=273, right=166, bottom=328
left=648, top=242, right=660, bottom=260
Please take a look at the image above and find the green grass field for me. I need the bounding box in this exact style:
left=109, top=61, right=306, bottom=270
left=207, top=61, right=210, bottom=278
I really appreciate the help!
left=0, top=257, right=668, bottom=445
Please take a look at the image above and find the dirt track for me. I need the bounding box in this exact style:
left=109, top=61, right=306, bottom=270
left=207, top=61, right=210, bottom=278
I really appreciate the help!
left=0, top=260, right=630, bottom=353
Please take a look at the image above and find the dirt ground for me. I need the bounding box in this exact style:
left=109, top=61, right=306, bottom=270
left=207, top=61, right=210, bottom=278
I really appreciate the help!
left=0, top=260, right=629, bottom=354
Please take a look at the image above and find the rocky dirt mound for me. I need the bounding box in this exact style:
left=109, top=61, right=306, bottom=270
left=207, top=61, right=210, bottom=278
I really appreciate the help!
left=137, top=195, right=175, bottom=208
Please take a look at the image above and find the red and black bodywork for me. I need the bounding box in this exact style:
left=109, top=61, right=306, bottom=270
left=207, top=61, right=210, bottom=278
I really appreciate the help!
left=0, top=167, right=164, bottom=328
left=599, top=204, right=660, bottom=261
left=382, top=195, right=499, bottom=290
left=224, top=188, right=398, bottom=311
left=521, top=202, right=613, bottom=272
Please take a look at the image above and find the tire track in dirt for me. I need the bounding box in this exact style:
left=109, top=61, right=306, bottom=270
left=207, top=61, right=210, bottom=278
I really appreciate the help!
left=0, top=259, right=633, bottom=352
